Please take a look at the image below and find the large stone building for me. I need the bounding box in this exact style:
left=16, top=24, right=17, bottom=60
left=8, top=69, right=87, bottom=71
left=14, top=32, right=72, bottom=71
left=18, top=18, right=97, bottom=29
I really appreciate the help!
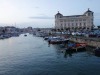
left=55, top=9, right=94, bottom=31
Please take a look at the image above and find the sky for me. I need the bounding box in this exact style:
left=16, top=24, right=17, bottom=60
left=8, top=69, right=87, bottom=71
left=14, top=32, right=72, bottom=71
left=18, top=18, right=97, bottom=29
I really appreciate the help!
left=0, top=0, right=100, bottom=28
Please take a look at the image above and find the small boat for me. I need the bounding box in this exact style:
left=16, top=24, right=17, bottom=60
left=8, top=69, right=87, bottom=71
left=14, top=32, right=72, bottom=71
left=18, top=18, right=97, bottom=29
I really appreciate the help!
left=67, top=43, right=76, bottom=48
left=48, top=37, right=63, bottom=44
left=48, top=37, right=69, bottom=44
left=24, top=34, right=27, bottom=36
left=66, top=43, right=87, bottom=52
left=75, top=43, right=87, bottom=48
left=49, top=39, right=62, bottom=44
left=44, top=37, right=49, bottom=40
left=67, top=43, right=87, bottom=48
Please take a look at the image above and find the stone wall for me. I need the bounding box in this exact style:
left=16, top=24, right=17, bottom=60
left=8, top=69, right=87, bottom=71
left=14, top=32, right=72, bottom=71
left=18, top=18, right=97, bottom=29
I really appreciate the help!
left=70, top=37, right=100, bottom=47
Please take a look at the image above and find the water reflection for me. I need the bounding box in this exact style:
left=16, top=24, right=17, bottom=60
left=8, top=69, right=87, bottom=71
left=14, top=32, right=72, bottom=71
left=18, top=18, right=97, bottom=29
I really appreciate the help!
left=51, top=43, right=99, bottom=58
left=64, top=50, right=72, bottom=58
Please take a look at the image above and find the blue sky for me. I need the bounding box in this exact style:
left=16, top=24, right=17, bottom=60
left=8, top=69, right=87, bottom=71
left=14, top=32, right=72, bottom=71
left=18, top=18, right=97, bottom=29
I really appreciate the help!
left=0, top=0, right=100, bottom=28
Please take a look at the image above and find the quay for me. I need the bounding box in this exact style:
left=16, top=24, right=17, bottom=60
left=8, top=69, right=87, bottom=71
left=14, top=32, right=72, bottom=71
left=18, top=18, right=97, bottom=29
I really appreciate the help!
left=70, top=36, right=100, bottom=47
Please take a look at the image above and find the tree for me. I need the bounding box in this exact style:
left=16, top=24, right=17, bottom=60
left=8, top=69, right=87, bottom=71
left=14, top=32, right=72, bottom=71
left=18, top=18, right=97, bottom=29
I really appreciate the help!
left=61, top=28, right=63, bottom=32
left=97, top=26, right=100, bottom=29
left=57, top=29, right=60, bottom=32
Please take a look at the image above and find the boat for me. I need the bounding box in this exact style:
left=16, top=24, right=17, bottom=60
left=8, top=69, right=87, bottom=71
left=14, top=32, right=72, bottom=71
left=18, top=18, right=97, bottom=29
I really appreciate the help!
left=75, top=43, right=87, bottom=48
left=48, top=37, right=62, bottom=44
left=66, top=43, right=87, bottom=52
left=48, top=37, right=69, bottom=44
left=44, top=37, right=49, bottom=40
left=24, top=34, right=27, bottom=36
left=0, top=35, right=5, bottom=39
left=67, top=43, right=76, bottom=48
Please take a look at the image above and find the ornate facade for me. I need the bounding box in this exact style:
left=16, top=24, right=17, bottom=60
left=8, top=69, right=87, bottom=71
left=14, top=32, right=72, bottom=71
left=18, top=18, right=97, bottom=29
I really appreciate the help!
left=55, top=9, right=94, bottom=31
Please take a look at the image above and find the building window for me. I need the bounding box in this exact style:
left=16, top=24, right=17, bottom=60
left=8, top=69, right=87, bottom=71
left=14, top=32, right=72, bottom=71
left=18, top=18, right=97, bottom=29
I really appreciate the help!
left=83, top=19, right=86, bottom=21
left=68, top=23, right=70, bottom=26
left=64, top=24, right=66, bottom=28
left=65, top=24, right=66, bottom=25
left=64, top=20, right=66, bottom=22
left=72, top=27, right=74, bottom=29
left=75, top=19, right=78, bottom=21
left=88, top=13, right=90, bottom=16
left=60, top=20, right=63, bottom=22
left=71, top=19, right=74, bottom=22
left=76, top=23, right=77, bottom=26
left=61, top=24, right=63, bottom=28
left=84, top=23, right=86, bottom=26
left=79, top=19, right=82, bottom=21
left=68, top=20, right=70, bottom=22
left=72, top=23, right=74, bottom=26
left=87, top=28, right=89, bottom=29
left=60, top=16, right=62, bottom=18
left=83, top=27, right=86, bottom=29
left=80, top=23, right=81, bottom=26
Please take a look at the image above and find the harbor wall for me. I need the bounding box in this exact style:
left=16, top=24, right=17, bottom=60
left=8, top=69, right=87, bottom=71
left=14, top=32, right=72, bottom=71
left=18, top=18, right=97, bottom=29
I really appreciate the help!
left=70, top=37, right=100, bottom=47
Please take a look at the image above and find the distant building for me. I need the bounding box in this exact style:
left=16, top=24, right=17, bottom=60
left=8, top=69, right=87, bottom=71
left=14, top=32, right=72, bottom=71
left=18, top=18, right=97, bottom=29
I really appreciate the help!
left=33, top=28, right=52, bottom=33
left=5, top=26, right=18, bottom=33
left=0, top=27, right=5, bottom=34
left=27, top=27, right=33, bottom=33
left=55, top=9, right=94, bottom=31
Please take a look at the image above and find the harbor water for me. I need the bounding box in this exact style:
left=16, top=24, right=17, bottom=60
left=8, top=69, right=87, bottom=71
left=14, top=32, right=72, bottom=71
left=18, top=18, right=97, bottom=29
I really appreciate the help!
left=0, top=34, right=100, bottom=75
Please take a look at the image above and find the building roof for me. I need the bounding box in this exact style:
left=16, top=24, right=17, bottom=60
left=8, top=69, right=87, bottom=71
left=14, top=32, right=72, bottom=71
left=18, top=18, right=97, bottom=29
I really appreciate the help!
left=55, top=9, right=93, bottom=18
left=64, top=15, right=85, bottom=17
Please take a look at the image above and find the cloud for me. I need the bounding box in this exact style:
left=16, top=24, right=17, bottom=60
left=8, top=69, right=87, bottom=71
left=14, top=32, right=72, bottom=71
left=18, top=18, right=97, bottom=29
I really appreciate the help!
left=29, top=16, right=54, bottom=19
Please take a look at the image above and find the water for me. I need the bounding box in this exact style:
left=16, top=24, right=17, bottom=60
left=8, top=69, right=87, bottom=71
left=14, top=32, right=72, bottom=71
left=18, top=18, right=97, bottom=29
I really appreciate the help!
left=0, top=34, right=100, bottom=75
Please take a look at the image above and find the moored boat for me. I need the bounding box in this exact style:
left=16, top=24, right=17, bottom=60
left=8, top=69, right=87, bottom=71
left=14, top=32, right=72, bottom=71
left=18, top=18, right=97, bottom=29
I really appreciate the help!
left=49, top=37, right=62, bottom=44
left=75, top=43, right=87, bottom=48
left=24, top=34, right=27, bottom=36
left=48, top=37, right=69, bottom=44
left=44, top=37, right=49, bottom=40
left=66, top=42, right=87, bottom=52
